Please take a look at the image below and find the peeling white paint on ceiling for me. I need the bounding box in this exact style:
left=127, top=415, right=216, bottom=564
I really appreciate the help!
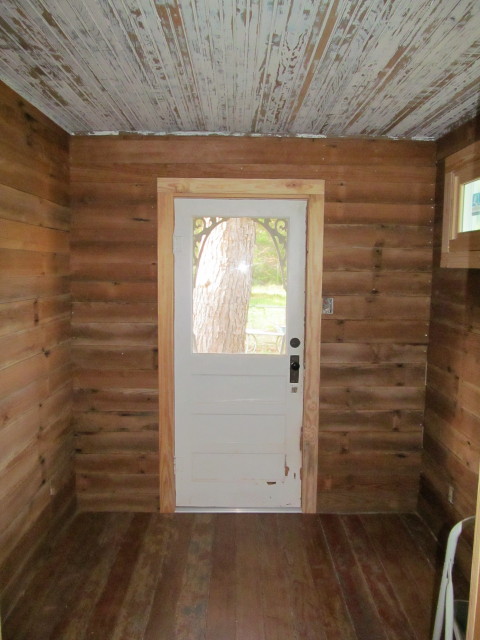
left=0, top=0, right=478, bottom=139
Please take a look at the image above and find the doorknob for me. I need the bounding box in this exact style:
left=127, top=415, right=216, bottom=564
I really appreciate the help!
left=290, top=355, right=300, bottom=383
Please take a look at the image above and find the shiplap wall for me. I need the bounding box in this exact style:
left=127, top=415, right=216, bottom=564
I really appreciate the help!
left=70, top=135, right=435, bottom=512
left=0, top=82, right=74, bottom=617
left=419, top=116, right=480, bottom=572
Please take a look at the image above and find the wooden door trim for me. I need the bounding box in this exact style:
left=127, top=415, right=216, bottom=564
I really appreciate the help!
left=157, top=178, right=325, bottom=513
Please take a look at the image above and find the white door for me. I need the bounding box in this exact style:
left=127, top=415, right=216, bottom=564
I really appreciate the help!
left=174, top=198, right=306, bottom=509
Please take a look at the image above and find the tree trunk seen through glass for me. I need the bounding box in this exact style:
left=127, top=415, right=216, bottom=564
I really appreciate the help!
left=193, top=217, right=256, bottom=353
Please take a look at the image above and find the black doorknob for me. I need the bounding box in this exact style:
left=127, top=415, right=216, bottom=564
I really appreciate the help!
left=290, top=360, right=300, bottom=371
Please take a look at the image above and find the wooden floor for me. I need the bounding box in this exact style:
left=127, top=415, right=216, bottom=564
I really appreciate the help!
left=4, top=512, right=454, bottom=640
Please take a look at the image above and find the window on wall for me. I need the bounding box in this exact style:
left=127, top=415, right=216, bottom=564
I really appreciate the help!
left=441, top=140, right=480, bottom=268
left=459, top=178, right=480, bottom=233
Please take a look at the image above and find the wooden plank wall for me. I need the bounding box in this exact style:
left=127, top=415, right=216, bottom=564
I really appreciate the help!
left=418, top=115, right=480, bottom=572
left=0, top=81, right=74, bottom=618
left=70, top=136, right=436, bottom=513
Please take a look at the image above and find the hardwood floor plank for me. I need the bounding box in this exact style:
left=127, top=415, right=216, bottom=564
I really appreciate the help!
left=360, top=514, right=436, bottom=640
left=235, top=515, right=266, bottom=640
left=321, top=514, right=389, bottom=640
left=303, top=515, right=357, bottom=640
left=83, top=513, right=151, bottom=640
left=143, top=514, right=195, bottom=639
left=401, top=513, right=439, bottom=568
left=276, top=514, right=328, bottom=640
left=258, top=515, right=298, bottom=640
left=342, top=515, right=418, bottom=640
left=173, top=513, right=215, bottom=640
left=2, top=512, right=95, bottom=640
left=6, top=513, right=110, bottom=640
left=111, top=515, right=175, bottom=640
left=205, top=514, right=237, bottom=640
left=49, top=513, right=134, bottom=640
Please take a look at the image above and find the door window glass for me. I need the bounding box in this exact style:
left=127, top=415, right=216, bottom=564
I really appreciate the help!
left=193, top=216, right=287, bottom=354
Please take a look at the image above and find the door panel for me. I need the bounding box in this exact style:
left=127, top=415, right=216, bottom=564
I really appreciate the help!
left=174, top=198, right=306, bottom=509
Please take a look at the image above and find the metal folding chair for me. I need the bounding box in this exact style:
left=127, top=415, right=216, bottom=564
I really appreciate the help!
left=432, top=516, right=475, bottom=640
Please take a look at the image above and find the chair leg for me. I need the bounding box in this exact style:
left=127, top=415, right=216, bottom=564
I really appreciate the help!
left=431, top=517, right=475, bottom=640
left=432, top=571, right=449, bottom=640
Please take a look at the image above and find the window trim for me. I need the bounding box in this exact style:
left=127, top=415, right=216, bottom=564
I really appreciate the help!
left=441, top=141, right=480, bottom=268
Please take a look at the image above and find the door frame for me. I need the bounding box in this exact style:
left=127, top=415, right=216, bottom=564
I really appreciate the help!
left=157, top=178, right=324, bottom=513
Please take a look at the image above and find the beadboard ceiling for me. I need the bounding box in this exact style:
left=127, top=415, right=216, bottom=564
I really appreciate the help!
left=0, top=0, right=479, bottom=139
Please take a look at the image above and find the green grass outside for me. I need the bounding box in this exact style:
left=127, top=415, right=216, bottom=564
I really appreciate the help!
left=246, top=284, right=286, bottom=353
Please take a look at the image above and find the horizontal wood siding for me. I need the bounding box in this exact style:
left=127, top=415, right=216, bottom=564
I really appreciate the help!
left=418, top=116, right=480, bottom=575
left=0, top=81, right=74, bottom=618
left=70, top=135, right=436, bottom=513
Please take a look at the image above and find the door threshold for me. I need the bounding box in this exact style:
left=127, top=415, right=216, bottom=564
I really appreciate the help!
left=175, top=507, right=302, bottom=513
